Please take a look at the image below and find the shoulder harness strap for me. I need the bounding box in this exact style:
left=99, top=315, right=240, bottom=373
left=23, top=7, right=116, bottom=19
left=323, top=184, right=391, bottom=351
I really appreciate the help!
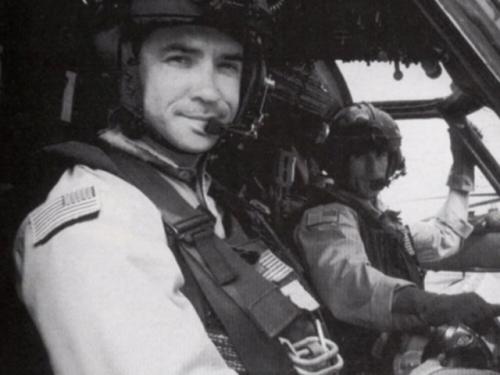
left=107, top=150, right=301, bottom=374
left=42, top=142, right=342, bottom=374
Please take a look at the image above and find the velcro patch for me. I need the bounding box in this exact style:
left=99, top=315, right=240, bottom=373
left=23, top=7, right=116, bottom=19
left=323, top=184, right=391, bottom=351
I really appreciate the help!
left=281, top=280, right=320, bottom=312
left=30, top=186, right=100, bottom=245
left=306, top=207, right=339, bottom=228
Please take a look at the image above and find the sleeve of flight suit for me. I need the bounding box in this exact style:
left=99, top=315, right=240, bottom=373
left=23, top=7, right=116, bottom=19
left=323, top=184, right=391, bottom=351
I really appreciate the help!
left=295, top=202, right=413, bottom=331
left=409, top=173, right=473, bottom=267
left=13, top=165, right=236, bottom=375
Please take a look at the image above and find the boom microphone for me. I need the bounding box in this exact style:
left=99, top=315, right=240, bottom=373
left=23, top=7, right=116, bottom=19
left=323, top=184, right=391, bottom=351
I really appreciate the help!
left=206, top=119, right=228, bottom=135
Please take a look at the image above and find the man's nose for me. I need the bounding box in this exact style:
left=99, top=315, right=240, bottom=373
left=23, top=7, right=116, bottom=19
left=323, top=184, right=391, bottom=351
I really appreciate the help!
left=192, top=62, right=222, bottom=104
left=366, top=154, right=386, bottom=177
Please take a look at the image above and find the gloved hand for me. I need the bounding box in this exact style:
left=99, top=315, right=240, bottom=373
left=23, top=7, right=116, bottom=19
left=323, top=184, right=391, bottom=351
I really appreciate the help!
left=393, top=286, right=500, bottom=328
left=449, top=123, right=482, bottom=160
left=417, top=292, right=500, bottom=328
left=447, top=126, right=476, bottom=192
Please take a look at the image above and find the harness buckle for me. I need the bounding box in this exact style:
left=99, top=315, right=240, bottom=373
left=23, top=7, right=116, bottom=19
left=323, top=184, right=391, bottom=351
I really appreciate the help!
left=170, top=211, right=216, bottom=243
left=279, top=335, right=344, bottom=375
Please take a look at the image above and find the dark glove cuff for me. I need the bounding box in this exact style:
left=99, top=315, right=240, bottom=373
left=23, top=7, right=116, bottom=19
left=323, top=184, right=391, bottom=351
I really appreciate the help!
left=393, top=286, right=436, bottom=322
left=413, top=291, right=441, bottom=326
left=447, top=168, right=474, bottom=192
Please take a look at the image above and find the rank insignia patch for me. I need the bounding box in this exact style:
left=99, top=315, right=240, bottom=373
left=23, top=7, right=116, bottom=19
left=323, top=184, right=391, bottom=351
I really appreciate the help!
left=30, top=186, right=101, bottom=245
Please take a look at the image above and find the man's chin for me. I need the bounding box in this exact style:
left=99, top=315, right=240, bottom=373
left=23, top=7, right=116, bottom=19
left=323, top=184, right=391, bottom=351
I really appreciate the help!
left=182, top=133, right=220, bottom=154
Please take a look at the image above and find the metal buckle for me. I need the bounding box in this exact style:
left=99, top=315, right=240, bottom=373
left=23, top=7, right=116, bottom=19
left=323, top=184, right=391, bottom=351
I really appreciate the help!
left=169, top=212, right=215, bottom=243
left=279, top=329, right=344, bottom=375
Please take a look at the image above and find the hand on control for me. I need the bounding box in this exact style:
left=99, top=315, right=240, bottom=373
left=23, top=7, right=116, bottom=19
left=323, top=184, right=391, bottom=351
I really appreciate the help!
left=447, top=126, right=477, bottom=192
left=418, top=292, right=500, bottom=328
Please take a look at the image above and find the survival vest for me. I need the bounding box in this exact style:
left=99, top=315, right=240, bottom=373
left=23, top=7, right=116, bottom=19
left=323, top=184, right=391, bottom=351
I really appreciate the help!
left=10, top=141, right=343, bottom=375
left=302, top=186, right=424, bottom=374
left=306, top=186, right=423, bottom=286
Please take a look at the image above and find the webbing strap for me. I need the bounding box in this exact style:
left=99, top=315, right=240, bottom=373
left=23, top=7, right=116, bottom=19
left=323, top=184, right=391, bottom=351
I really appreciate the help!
left=109, top=150, right=238, bottom=286
left=108, top=151, right=303, bottom=331
left=42, top=143, right=319, bottom=374
left=192, top=230, right=237, bottom=285
left=182, top=245, right=295, bottom=375
left=191, top=230, right=301, bottom=337
left=108, top=150, right=199, bottom=224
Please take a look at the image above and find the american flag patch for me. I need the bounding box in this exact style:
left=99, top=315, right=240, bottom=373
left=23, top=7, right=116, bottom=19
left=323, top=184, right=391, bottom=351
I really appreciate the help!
left=30, top=186, right=100, bottom=245
left=256, top=249, right=293, bottom=283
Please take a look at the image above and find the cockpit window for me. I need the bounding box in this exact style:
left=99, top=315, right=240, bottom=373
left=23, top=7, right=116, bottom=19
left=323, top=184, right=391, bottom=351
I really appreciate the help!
left=468, top=106, right=500, bottom=166
left=381, top=111, right=500, bottom=222
left=338, top=62, right=452, bottom=102
left=467, top=107, right=500, bottom=201
left=380, top=118, right=452, bottom=222
left=439, top=0, right=500, bottom=81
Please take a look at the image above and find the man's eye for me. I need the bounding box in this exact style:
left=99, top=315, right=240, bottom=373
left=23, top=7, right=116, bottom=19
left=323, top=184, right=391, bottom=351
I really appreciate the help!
left=164, top=55, right=192, bottom=66
left=219, top=61, right=242, bottom=75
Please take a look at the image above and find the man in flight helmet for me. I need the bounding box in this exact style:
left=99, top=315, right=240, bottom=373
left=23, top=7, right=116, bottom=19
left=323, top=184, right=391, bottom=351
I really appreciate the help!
left=12, top=1, right=342, bottom=374
left=294, top=103, right=500, bottom=374
left=320, top=102, right=406, bottom=195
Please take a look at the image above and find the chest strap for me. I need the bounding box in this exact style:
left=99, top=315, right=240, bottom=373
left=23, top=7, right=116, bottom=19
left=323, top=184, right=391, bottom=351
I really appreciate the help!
left=42, top=142, right=342, bottom=374
left=108, top=150, right=301, bottom=374
left=110, top=150, right=302, bottom=337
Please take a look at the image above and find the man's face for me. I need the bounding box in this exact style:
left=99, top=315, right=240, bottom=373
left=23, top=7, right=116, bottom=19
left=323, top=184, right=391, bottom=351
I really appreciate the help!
left=139, top=25, right=243, bottom=153
left=347, top=150, right=389, bottom=200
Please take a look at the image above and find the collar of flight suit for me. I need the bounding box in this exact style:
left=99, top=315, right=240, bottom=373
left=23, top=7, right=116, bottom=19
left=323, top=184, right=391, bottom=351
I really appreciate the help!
left=98, top=125, right=225, bottom=237
left=99, top=125, right=203, bottom=185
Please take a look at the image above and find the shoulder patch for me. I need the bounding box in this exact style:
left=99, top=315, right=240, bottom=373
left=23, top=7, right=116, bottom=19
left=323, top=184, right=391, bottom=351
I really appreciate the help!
left=29, top=186, right=101, bottom=245
left=306, top=207, right=340, bottom=228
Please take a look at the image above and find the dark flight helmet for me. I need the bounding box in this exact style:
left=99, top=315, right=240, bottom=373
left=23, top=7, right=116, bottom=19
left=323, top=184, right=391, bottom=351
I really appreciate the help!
left=319, top=102, right=406, bottom=188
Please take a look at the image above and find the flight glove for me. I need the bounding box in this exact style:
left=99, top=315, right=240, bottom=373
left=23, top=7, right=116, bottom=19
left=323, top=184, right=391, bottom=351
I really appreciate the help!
left=418, top=291, right=500, bottom=327
left=393, top=286, right=500, bottom=328
left=447, top=125, right=477, bottom=192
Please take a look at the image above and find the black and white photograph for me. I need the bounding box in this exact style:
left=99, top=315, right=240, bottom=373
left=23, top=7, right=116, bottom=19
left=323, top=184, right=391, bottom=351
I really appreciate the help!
left=2, top=1, right=500, bottom=374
